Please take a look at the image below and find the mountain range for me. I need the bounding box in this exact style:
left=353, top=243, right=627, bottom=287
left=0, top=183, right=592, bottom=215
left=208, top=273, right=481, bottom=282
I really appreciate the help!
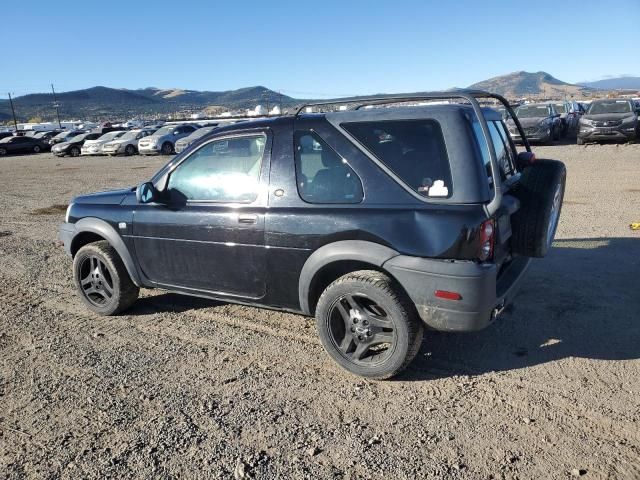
left=1, top=71, right=637, bottom=123
left=578, top=76, right=640, bottom=90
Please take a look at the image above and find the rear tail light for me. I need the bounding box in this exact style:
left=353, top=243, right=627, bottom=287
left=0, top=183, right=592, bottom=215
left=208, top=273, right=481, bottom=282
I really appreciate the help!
left=478, top=219, right=495, bottom=261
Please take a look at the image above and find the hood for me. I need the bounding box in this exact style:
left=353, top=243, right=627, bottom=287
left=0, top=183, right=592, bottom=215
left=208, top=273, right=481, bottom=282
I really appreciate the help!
left=143, top=135, right=162, bottom=142
left=55, top=141, right=71, bottom=149
left=73, top=187, right=134, bottom=205
left=583, top=112, right=634, bottom=122
left=83, top=139, right=106, bottom=146
left=509, top=117, right=547, bottom=128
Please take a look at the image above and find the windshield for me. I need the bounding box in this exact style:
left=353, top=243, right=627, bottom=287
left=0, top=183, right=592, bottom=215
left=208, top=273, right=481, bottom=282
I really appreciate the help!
left=54, top=131, right=71, bottom=139
left=554, top=104, right=566, bottom=113
left=117, top=131, right=139, bottom=141
left=68, top=134, right=87, bottom=142
left=588, top=100, right=631, bottom=114
left=516, top=105, right=550, bottom=118
left=153, top=126, right=175, bottom=136
left=98, top=131, right=125, bottom=142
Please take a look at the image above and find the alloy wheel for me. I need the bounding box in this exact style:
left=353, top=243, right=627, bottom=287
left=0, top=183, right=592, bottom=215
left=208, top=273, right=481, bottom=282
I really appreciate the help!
left=327, top=293, right=396, bottom=366
left=78, top=255, right=114, bottom=307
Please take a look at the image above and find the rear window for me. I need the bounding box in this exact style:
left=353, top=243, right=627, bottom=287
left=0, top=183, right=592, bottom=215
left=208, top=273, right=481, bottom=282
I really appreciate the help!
left=342, top=119, right=452, bottom=198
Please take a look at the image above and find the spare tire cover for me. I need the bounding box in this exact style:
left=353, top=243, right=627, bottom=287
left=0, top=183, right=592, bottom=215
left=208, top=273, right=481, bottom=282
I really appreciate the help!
left=510, top=159, right=566, bottom=258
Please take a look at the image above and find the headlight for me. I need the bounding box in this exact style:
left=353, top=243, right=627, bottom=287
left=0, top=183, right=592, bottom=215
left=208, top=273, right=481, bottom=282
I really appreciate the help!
left=65, top=203, right=73, bottom=223
left=581, top=119, right=595, bottom=126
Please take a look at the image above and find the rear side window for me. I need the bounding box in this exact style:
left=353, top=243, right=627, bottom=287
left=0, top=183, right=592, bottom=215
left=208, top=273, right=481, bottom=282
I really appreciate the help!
left=294, top=131, right=363, bottom=204
left=342, top=120, right=452, bottom=198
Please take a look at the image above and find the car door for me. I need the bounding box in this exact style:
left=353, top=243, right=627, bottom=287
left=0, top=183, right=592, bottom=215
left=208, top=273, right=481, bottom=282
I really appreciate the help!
left=131, top=130, right=271, bottom=299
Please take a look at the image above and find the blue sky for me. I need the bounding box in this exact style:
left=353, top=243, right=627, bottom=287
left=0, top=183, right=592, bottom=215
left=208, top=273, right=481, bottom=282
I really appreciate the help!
left=3, top=0, right=638, bottom=98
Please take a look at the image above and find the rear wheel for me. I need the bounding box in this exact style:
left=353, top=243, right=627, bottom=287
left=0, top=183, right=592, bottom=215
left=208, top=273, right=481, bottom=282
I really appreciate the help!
left=73, top=241, right=139, bottom=315
left=511, top=160, right=566, bottom=258
left=125, top=144, right=135, bottom=156
left=70, top=146, right=80, bottom=157
left=0, top=147, right=7, bottom=155
left=315, top=270, right=423, bottom=379
left=33, top=145, right=41, bottom=153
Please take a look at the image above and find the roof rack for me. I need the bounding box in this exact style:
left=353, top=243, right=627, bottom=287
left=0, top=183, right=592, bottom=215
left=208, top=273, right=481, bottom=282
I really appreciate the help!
left=294, top=89, right=512, bottom=115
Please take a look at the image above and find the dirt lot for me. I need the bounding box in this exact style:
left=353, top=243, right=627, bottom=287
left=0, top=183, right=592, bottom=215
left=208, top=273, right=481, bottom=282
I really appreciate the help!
left=0, top=145, right=639, bottom=479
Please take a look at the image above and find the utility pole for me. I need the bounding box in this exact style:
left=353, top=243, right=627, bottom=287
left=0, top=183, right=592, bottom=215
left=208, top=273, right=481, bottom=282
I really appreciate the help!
left=7, top=93, right=18, bottom=132
left=51, top=84, right=62, bottom=128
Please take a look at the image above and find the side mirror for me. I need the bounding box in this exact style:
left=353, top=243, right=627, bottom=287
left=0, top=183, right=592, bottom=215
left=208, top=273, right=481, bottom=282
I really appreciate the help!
left=136, top=182, right=158, bottom=204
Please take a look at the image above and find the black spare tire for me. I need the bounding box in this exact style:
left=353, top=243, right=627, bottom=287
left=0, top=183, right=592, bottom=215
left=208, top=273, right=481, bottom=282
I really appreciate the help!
left=510, top=159, right=566, bottom=258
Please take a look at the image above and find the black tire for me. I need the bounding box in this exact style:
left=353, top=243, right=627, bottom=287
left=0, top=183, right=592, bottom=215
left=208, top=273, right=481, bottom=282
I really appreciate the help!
left=33, top=145, right=41, bottom=153
left=70, top=146, right=80, bottom=157
left=577, top=137, right=584, bottom=145
left=125, top=144, right=135, bottom=156
left=510, top=160, right=566, bottom=258
left=73, top=241, right=139, bottom=315
left=0, top=147, right=6, bottom=155
left=161, top=142, right=173, bottom=155
left=315, top=270, right=423, bottom=380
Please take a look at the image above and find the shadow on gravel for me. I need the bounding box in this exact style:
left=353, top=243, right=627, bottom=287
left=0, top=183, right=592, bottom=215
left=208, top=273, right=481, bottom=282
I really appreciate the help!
left=129, top=293, right=223, bottom=315
left=401, top=237, right=640, bottom=381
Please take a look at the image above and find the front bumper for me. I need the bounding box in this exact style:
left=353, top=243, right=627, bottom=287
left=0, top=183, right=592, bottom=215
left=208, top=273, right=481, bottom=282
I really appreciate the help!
left=384, top=255, right=531, bottom=332
left=578, top=126, right=636, bottom=143
left=58, top=222, right=75, bottom=256
left=103, top=144, right=124, bottom=155
left=138, top=144, right=159, bottom=155
left=81, top=145, right=104, bottom=156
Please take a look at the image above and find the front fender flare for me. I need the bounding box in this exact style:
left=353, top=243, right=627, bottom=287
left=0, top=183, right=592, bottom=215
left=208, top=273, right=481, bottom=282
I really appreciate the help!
left=71, top=217, right=142, bottom=287
left=298, top=240, right=399, bottom=315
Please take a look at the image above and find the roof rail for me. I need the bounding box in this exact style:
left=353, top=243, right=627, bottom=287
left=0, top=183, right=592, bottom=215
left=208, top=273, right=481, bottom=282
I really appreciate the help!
left=294, top=89, right=511, bottom=115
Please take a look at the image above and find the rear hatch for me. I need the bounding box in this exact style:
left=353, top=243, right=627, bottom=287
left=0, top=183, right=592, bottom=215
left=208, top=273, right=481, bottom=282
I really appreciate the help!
left=471, top=111, right=521, bottom=269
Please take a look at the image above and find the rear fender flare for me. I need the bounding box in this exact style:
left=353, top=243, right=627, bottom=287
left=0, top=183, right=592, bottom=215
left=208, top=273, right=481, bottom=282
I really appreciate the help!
left=298, top=240, right=399, bottom=315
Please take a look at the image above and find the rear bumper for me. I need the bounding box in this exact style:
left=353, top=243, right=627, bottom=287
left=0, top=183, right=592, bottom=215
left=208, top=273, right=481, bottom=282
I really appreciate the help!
left=384, top=255, right=531, bottom=332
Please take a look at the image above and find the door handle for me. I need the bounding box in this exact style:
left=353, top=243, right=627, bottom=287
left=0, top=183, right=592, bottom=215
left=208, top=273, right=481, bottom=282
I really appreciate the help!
left=238, top=213, right=258, bottom=224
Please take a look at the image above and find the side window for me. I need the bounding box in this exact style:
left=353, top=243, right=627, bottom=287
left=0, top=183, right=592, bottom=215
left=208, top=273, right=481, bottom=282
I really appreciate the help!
left=167, top=134, right=266, bottom=203
left=294, top=131, right=363, bottom=204
left=472, top=120, right=515, bottom=182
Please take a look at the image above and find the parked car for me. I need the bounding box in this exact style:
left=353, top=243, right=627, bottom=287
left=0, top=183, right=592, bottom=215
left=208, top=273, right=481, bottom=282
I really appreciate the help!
left=49, top=130, right=86, bottom=146
left=506, top=103, right=561, bottom=144
left=0, top=135, right=50, bottom=155
left=81, top=131, right=127, bottom=156
left=52, top=132, right=101, bottom=157
left=34, top=130, right=62, bottom=143
left=553, top=100, right=580, bottom=136
left=59, top=90, right=566, bottom=379
left=102, top=128, right=157, bottom=156
left=174, top=125, right=220, bottom=153
left=138, top=124, right=197, bottom=155
left=578, top=98, right=640, bottom=145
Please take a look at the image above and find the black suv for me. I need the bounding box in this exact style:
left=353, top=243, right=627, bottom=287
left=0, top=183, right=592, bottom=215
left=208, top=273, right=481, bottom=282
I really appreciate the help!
left=59, top=91, right=566, bottom=379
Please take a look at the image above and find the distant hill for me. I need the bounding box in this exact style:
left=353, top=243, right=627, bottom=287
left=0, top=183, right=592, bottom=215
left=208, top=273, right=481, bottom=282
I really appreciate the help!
left=0, top=86, right=298, bottom=122
left=468, top=71, right=592, bottom=98
left=577, top=76, right=640, bottom=90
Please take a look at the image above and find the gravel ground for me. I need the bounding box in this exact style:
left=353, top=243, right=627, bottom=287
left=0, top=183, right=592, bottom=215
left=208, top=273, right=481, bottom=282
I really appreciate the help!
left=0, top=145, right=639, bottom=479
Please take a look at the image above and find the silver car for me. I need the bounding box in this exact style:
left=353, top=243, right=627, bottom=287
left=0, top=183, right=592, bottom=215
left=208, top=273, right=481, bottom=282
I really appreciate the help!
left=80, top=131, right=126, bottom=156
left=174, top=125, right=220, bottom=153
left=506, top=103, right=562, bottom=144
left=102, top=128, right=157, bottom=156
left=138, top=124, right=197, bottom=155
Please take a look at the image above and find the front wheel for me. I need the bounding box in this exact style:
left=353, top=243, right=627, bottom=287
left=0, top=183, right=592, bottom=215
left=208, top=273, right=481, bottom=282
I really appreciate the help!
left=125, top=144, right=136, bottom=156
left=315, top=271, right=423, bottom=379
left=73, top=241, right=139, bottom=315
left=0, top=147, right=6, bottom=155
left=70, top=146, right=80, bottom=157
left=161, top=142, right=173, bottom=155
left=33, top=145, right=41, bottom=153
